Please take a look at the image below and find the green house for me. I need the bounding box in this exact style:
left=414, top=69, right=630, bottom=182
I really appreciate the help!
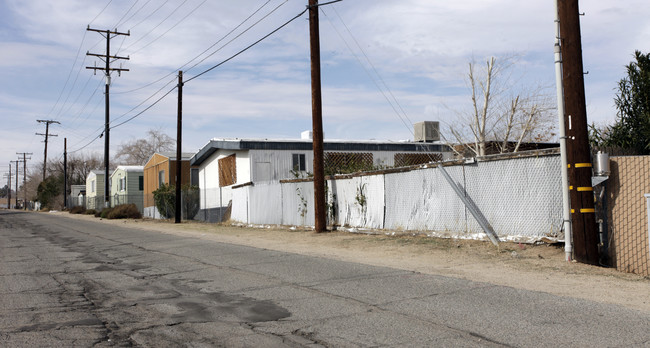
left=110, top=165, right=144, bottom=212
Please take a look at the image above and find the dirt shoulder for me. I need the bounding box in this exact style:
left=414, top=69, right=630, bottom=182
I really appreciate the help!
left=51, top=211, right=650, bottom=313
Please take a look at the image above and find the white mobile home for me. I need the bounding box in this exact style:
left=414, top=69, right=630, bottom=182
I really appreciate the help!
left=190, top=130, right=451, bottom=222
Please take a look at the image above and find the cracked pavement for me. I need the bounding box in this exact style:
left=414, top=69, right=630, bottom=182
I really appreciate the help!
left=1, top=210, right=649, bottom=347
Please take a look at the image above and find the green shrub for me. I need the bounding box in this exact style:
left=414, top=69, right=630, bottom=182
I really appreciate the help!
left=86, top=209, right=97, bottom=215
left=153, top=183, right=175, bottom=219
left=107, top=204, right=142, bottom=219
left=69, top=206, right=86, bottom=214
left=152, top=183, right=200, bottom=220
left=99, top=208, right=113, bottom=218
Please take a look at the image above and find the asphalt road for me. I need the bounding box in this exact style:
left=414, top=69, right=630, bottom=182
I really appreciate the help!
left=1, top=211, right=649, bottom=347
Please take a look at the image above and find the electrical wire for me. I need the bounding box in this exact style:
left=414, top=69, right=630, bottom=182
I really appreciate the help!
left=88, top=0, right=114, bottom=26
left=128, top=0, right=171, bottom=32
left=110, top=85, right=178, bottom=129
left=106, top=5, right=306, bottom=131
left=46, top=30, right=88, bottom=118
left=117, top=0, right=153, bottom=30
left=186, top=7, right=308, bottom=83
left=184, top=0, right=286, bottom=74
left=113, top=0, right=141, bottom=29
left=110, top=76, right=178, bottom=125
left=323, top=6, right=441, bottom=162
left=112, top=0, right=276, bottom=95
left=128, top=0, right=209, bottom=56
left=122, top=0, right=190, bottom=53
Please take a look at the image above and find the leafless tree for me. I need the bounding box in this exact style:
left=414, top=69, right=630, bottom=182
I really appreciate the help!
left=447, top=56, right=556, bottom=157
left=114, top=128, right=175, bottom=165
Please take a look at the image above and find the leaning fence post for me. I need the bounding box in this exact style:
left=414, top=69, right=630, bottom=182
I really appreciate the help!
left=438, top=164, right=500, bottom=246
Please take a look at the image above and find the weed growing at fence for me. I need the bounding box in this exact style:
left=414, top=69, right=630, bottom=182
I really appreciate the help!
left=107, top=204, right=142, bottom=219
left=296, top=187, right=308, bottom=224
left=99, top=208, right=114, bottom=218
left=69, top=206, right=86, bottom=214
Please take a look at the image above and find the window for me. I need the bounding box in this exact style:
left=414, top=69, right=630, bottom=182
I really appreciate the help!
left=119, top=176, right=126, bottom=192
left=91, top=180, right=95, bottom=193
left=138, top=176, right=144, bottom=191
left=158, top=170, right=165, bottom=187
left=292, top=153, right=306, bottom=171
left=218, top=154, right=237, bottom=187
left=190, top=168, right=199, bottom=186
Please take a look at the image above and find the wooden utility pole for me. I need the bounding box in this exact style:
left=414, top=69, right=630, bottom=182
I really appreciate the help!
left=86, top=27, right=130, bottom=208
left=10, top=160, right=18, bottom=209
left=17, top=152, right=32, bottom=210
left=63, top=138, right=67, bottom=210
left=36, top=119, right=60, bottom=181
left=558, top=0, right=599, bottom=265
left=309, top=0, right=326, bottom=233
left=6, top=164, right=11, bottom=209
left=175, top=71, right=183, bottom=224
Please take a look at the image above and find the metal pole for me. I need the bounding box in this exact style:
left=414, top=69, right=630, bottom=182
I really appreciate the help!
left=175, top=71, right=183, bottom=223
left=554, top=0, right=573, bottom=261
left=309, top=0, right=326, bottom=232
left=558, top=0, right=599, bottom=265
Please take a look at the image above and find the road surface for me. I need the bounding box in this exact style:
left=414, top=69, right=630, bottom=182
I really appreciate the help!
left=1, top=211, right=649, bottom=347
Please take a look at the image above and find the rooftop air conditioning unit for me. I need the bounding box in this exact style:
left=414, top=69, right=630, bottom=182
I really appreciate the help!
left=414, top=121, right=440, bottom=142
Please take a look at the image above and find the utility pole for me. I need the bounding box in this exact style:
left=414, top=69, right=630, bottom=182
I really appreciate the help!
left=4, top=165, right=10, bottom=209
left=36, top=119, right=60, bottom=181
left=86, top=26, right=130, bottom=208
left=175, top=71, right=183, bottom=224
left=63, top=138, right=68, bottom=210
left=10, top=160, right=18, bottom=209
left=558, top=0, right=599, bottom=265
left=17, top=153, right=32, bottom=210
left=309, top=0, right=326, bottom=233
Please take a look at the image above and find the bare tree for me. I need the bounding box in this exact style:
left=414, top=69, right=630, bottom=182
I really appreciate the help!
left=114, top=128, right=175, bottom=165
left=448, top=56, right=555, bottom=157
left=48, top=152, right=104, bottom=185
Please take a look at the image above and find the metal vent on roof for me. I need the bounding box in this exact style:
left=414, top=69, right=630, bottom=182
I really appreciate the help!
left=414, top=121, right=440, bottom=142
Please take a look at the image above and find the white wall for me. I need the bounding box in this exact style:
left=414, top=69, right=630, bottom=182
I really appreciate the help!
left=230, top=153, right=564, bottom=243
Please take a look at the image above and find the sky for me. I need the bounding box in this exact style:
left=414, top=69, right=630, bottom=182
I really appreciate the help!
left=0, top=0, right=649, bottom=180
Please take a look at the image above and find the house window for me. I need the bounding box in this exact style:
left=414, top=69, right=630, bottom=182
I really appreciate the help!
left=292, top=153, right=306, bottom=171
left=91, top=180, right=95, bottom=193
left=119, top=177, right=126, bottom=192
left=218, top=154, right=237, bottom=187
left=138, top=176, right=144, bottom=191
left=190, top=168, right=199, bottom=186
left=158, top=170, right=165, bottom=187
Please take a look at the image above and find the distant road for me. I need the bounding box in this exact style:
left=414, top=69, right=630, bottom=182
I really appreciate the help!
left=1, top=211, right=649, bottom=347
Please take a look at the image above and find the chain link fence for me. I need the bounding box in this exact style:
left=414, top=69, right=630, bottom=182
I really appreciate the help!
left=231, top=150, right=564, bottom=242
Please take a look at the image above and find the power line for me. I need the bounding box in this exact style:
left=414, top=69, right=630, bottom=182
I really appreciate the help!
left=128, top=0, right=209, bottom=56
left=112, top=0, right=277, bottom=95
left=110, top=85, right=177, bottom=129
left=186, top=7, right=308, bottom=83
left=184, top=0, right=286, bottom=75
left=122, top=0, right=190, bottom=53
left=100, top=5, right=307, bottom=132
